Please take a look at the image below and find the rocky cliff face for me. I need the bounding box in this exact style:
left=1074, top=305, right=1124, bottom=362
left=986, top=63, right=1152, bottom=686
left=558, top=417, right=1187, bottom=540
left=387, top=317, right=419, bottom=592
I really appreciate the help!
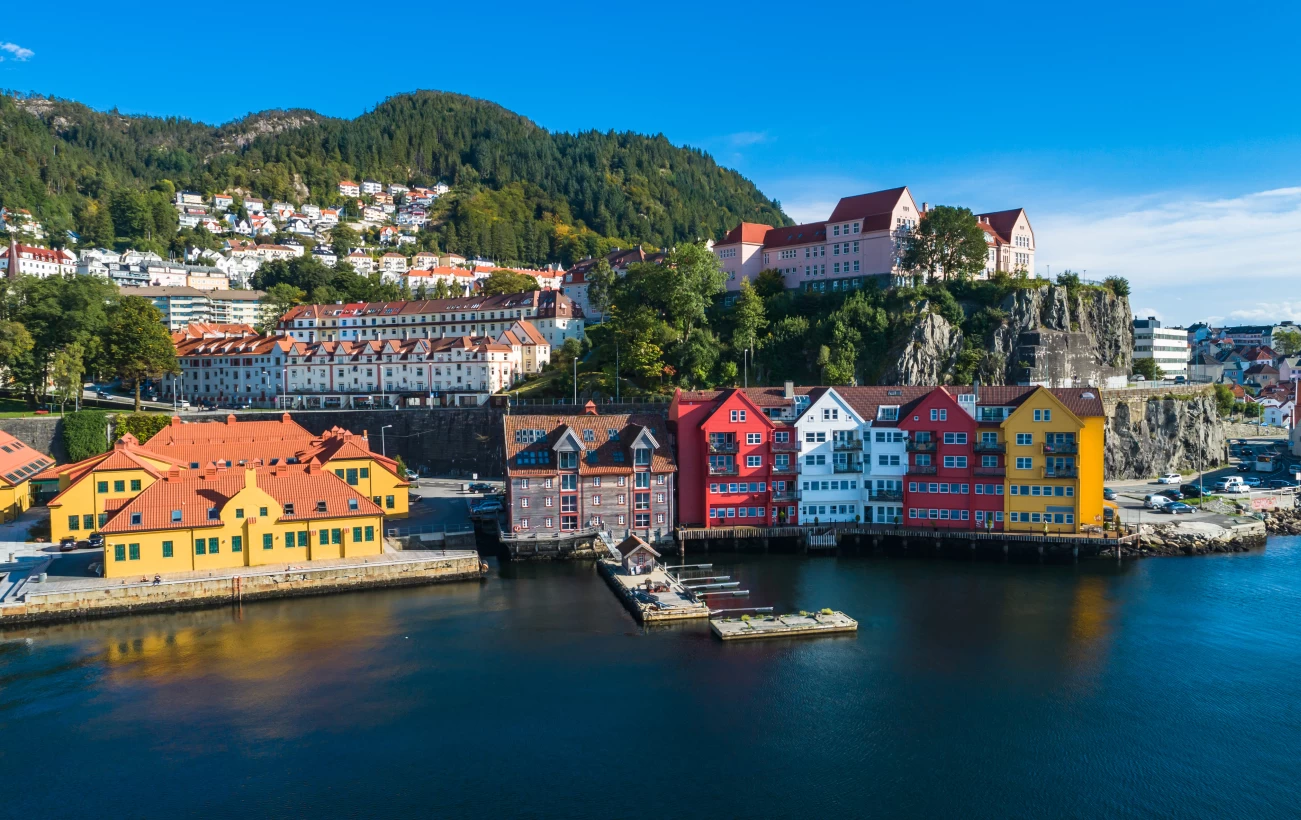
left=993, top=285, right=1133, bottom=386
left=880, top=308, right=964, bottom=385
left=1105, top=394, right=1228, bottom=480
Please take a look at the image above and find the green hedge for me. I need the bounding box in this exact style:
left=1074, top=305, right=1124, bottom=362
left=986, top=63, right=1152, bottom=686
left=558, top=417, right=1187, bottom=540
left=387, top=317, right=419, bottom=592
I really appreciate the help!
left=114, top=413, right=172, bottom=444
left=63, top=410, right=110, bottom=462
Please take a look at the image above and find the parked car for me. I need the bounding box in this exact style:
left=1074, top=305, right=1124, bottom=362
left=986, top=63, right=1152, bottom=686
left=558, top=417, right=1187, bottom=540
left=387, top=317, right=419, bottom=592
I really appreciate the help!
left=1214, top=478, right=1245, bottom=492
left=1241, top=476, right=1263, bottom=487
left=1179, top=484, right=1206, bottom=498
left=1103, top=487, right=1117, bottom=501
left=404, top=469, right=419, bottom=481
left=1269, top=479, right=1296, bottom=489
left=87, top=533, right=104, bottom=548
left=1157, top=472, right=1182, bottom=484
left=59, top=536, right=78, bottom=551
left=95, top=390, right=109, bottom=399
left=468, top=482, right=495, bottom=494
left=1144, top=494, right=1172, bottom=509
left=1162, top=502, right=1195, bottom=515
left=1156, top=488, right=1183, bottom=501
left=471, top=500, right=503, bottom=515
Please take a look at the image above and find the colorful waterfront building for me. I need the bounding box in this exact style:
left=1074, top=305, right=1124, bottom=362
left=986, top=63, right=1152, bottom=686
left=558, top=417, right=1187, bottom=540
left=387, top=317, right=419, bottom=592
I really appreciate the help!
left=42, top=414, right=409, bottom=543
left=898, top=387, right=1005, bottom=529
left=0, top=429, right=53, bottom=522
left=1000, top=387, right=1104, bottom=532
left=503, top=411, right=676, bottom=543
left=98, top=462, right=384, bottom=578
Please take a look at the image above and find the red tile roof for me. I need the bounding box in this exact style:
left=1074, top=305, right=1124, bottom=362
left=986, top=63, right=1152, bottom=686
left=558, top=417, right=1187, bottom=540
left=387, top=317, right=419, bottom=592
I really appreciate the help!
left=761, top=221, right=827, bottom=250
left=716, top=222, right=773, bottom=246
left=827, top=187, right=909, bottom=224
left=0, top=429, right=53, bottom=488
left=976, top=208, right=1028, bottom=244
left=504, top=413, right=676, bottom=476
left=100, top=463, right=382, bottom=534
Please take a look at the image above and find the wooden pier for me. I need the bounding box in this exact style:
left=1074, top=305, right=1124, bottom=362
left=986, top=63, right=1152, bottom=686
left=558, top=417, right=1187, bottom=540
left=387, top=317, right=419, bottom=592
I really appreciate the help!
left=597, top=559, right=709, bottom=623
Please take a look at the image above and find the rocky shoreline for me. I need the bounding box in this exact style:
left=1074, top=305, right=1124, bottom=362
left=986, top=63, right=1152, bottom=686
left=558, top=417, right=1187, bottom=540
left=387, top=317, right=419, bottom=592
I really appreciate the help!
left=1124, top=518, right=1268, bottom=558
left=1261, top=506, right=1301, bottom=536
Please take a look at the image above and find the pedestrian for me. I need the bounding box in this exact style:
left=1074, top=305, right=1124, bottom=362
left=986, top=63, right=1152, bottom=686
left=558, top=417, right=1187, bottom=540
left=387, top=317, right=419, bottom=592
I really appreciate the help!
left=153, top=574, right=161, bottom=585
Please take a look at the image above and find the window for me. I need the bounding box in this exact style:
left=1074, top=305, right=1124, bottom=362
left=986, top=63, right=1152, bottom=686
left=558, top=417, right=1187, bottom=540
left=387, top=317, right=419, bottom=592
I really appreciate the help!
left=1016, top=433, right=1032, bottom=445
left=942, top=456, right=967, bottom=468
left=236, top=508, right=245, bottom=519
left=113, top=544, right=126, bottom=561
left=386, top=495, right=395, bottom=509
left=360, top=468, right=369, bottom=479
left=263, top=533, right=274, bottom=550
left=365, top=526, right=374, bottom=542
left=929, top=409, right=947, bottom=421
left=67, top=515, right=79, bottom=531
left=97, top=481, right=108, bottom=493
left=1016, top=457, right=1033, bottom=470
left=635, top=513, right=650, bottom=528
left=130, top=479, right=141, bottom=491
left=130, top=512, right=142, bottom=525
left=331, top=529, right=342, bottom=545
left=559, top=451, right=578, bottom=469
left=348, top=498, right=359, bottom=510
left=775, top=431, right=789, bottom=443
left=207, top=507, right=220, bottom=520
left=1034, top=409, right=1052, bottom=422
left=982, top=455, right=998, bottom=467
left=231, top=535, right=242, bottom=553
left=298, top=531, right=309, bottom=547
left=746, top=432, right=762, bottom=445
left=746, top=455, right=762, bottom=468
left=128, top=543, right=140, bottom=561
left=942, top=432, right=967, bottom=445
left=113, top=480, right=125, bottom=493
left=353, top=527, right=363, bottom=542
left=162, top=541, right=173, bottom=558
left=284, top=503, right=295, bottom=515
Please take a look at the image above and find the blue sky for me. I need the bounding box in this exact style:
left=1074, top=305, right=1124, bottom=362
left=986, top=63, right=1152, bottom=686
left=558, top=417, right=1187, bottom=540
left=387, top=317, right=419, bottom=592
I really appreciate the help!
left=4, top=0, right=1301, bottom=325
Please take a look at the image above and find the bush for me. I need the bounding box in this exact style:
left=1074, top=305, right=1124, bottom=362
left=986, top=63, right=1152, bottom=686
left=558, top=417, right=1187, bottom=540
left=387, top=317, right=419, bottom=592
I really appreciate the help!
left=1102, top=276, right=1130, bottom=297
left=114, top=413, right=171, bottom=444
left=63, top=410, right=110, bottom=462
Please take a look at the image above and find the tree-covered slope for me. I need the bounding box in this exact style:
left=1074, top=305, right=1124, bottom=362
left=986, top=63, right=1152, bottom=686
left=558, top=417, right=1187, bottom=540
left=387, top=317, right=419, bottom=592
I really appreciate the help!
left=0, top=90, right=790, bottom=264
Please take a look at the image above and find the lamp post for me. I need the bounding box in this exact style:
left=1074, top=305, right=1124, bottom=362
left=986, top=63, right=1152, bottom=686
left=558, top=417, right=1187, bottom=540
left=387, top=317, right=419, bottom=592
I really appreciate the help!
left=573, top=355, right=577, bottom=405
left=381, top=424, right=392, bottom=457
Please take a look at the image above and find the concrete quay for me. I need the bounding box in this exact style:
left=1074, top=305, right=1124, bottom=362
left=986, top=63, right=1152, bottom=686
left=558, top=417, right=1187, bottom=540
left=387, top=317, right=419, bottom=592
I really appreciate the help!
left=597, top=559, right=709, bottom=623
left=0, top=549, right=484, bottom=627
left=711, top=611, right=858, bottom=641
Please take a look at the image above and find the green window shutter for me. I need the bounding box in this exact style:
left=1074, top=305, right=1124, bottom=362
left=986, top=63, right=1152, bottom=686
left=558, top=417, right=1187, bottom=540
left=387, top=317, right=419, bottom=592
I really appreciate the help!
left=209, top=539, right=219, bottom=554
left=360, top=468, right=369, bottom=479
left=162, top=541, right=173, bottom=558
left=259, top=507, right=268, bottom=517
left=386, top=495, right=394, bottom=509
left=297, top=531, right=308, bottom=547
left=352, top=527, right=362, bottom=542
left=346, top=468, right=358, bottom=485
left=98, top=513, right=107, bottom=527
left=114, top=480, right=124, bottom=492
left=365, top=526, right=374, bottom=542
left=335, top=469, right=344, bottom=479
left=263, top=533, right=273, bottom=549
left=319, top=529, right=328, bottom=543
left=68, top=515, right=79, bottom=531
left=83, top=514, right=93, bottom=530
left=195, top=539, right=205, bottom=555
left=373, top=496, right=381, bottom=506
left=97, top=481, right=107, bottom=493
left=235, top=509, right=244, bottom=519
left=331, top=528, right=341, bottom=544
left=231, top=535, right=242, bottom=552
left=285, top=532, right=294, bottom=547
left=128, top=544, right=140, bottom=560
left=113, top=544, right=125, bottom=561
left=130, top=479, right=141, bottom=491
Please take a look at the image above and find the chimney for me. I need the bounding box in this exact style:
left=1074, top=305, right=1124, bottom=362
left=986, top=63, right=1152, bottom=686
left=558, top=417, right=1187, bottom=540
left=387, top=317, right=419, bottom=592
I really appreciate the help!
left=784, top=381, right=795, bottom=400
left=226, top=414, right=237, bottom=425
left=282, top=412, right=292, bottom=423
left=584, top=400, right=598, bottom=415
left=166, top=466, right=181, bottom=481
left=921, top=202, right=928, bottom=213
left=244, top=467, right=257, bottom=489
left=170, top=416, right=182, bottom=426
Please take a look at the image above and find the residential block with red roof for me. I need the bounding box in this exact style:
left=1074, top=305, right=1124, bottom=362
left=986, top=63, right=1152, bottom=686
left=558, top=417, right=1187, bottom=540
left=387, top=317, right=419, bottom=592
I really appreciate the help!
left=0, top=429, right=54, bottom=522
left=503, top=411, right=676, bottom=544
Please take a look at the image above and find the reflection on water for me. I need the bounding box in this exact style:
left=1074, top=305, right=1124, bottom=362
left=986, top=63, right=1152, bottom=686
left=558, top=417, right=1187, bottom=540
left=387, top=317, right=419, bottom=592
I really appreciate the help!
left=2, top=546, right=1299, bottom=820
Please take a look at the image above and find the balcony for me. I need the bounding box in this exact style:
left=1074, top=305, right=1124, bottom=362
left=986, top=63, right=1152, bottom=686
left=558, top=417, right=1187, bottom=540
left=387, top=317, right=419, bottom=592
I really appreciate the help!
left=832, top=439, right=862, bottom=451
left=772, top=488, right=798, bottom=502
left=1044, top=466, right=1079, bottom=478
left=771, top=462, right=797, bottom=474
left=708, top=440, right=738, bottom=454
left=708, top=463, right=739, bottom=476
left=974, top=441, right=1005, bottom=454
left=907, top=439, right=936, bottom=453
left=1043, top=441, right=1079, bottom=455
left=974, top=466, right=1006, bottom=476
left=771, top=438, right=798, bottom=452
left=833, top=461, right=863, bottom=473
left=908, top=464, right=937, bottom=475
left=869, top=489, right=902, bottom=502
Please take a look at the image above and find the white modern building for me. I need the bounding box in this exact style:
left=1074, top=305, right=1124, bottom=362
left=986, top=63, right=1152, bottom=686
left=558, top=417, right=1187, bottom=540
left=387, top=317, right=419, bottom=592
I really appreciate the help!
left=1133, top=316, right=1190, bottom=379
left=794, top=390, right=867, bottom=523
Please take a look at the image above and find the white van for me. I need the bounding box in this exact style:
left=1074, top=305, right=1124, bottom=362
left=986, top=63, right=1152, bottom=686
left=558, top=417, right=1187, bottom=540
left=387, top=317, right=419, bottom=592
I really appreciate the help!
left=1214, top=476, right=1245, bottom=493
left=1144, top=493, right=1172, bottom=509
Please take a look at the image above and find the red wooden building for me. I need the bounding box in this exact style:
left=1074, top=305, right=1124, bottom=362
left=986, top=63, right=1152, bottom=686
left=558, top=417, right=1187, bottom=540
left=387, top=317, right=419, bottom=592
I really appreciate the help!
left=898, top=387, right=1005, bottom=530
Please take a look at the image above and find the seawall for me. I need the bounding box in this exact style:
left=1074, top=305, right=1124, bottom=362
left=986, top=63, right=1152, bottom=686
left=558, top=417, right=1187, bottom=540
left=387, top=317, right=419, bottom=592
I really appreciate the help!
left=0, top=550, right=483, bottom=627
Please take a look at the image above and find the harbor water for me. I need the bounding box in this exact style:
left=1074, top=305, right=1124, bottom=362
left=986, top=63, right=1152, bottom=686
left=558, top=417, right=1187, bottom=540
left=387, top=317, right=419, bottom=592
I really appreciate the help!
left=2, top=540, right=1300, bottom=819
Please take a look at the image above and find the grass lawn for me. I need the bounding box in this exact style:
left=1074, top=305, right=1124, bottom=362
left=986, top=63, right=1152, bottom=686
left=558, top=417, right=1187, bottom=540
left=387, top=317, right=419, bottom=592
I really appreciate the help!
left=0, top=398, right=51, bottom=418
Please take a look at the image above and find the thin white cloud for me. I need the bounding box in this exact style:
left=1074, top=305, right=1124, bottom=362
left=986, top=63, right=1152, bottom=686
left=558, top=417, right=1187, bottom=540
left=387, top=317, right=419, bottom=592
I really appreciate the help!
left=727, top=131, right=770, bottom=148
left=0, top=42, right=34, bottom=61
left=1036, top=187, right=1301, bottom=324
left=1134, top=307, right=1164, bottom=322
left=1229, top=301, right=1301, bottom=322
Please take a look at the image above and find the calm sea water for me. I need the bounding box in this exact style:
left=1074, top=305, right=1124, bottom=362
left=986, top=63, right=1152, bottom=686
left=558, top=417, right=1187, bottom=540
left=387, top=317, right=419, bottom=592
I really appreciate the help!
left=2, top=541, right=1300, bottom=819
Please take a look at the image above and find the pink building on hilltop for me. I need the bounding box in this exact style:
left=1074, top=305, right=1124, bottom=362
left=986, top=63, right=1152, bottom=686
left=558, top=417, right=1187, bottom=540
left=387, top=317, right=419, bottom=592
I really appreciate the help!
left=712, top=187, right=1035, bottom=293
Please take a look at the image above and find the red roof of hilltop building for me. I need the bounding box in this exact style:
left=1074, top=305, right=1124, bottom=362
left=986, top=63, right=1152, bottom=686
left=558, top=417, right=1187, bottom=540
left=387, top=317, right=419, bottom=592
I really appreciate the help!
left=715, top=222, right=774, bottom=246
left=0, top=429, right=54, bottom=488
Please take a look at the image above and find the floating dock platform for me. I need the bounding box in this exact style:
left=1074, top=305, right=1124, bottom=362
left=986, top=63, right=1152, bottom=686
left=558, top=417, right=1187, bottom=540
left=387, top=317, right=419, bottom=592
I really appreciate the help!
left=710, top=611, right=858, bottom=641
left=597, top=559, right=709, bottom=623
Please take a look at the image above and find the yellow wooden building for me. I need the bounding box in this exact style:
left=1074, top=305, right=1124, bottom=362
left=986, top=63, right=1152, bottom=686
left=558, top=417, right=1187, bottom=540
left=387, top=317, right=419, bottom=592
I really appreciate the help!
left=42, top=415, right=409, bottom=543
left=0, top=430, right=53, bottom=523
left=1001, top=387, right=1105, bottom=533
left=99, top=463, right=385, bottom=578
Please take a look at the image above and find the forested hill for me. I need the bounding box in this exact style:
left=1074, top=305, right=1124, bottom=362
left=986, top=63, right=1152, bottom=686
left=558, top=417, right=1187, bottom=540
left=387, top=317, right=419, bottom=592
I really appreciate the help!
left=0, top=90, right=791, bottom=264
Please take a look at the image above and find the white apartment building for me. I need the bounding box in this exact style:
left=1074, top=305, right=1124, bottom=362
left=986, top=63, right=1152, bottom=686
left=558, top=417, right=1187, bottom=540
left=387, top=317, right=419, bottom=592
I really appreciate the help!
left=136, top=287, right=267, bottom=330
left=174, top=333, right=292, bottom=406
left=794, top=390, right=868, bottom=523
left=3, top=241, right=77, bottom=278
left=276, top=291, right=584, bottom=348
left=1133, top=316, right=1190, bottom=379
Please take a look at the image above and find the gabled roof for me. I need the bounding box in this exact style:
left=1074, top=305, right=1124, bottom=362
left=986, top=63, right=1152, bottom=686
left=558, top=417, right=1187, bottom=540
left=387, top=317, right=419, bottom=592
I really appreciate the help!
left=616, top=534, right=660, bottom=559
left=504, top=413, right=676, bottom=476
left=716, top=222, right=773, bottom=246
left=976, top=208, right=1030, bottom=243
left=699, top=389, right=777, bottom=430
left=826, top=186, right=909, bottom=226
left=761, top=221, right=827, bottom=250
left=0, top=429, right=53, bottom=488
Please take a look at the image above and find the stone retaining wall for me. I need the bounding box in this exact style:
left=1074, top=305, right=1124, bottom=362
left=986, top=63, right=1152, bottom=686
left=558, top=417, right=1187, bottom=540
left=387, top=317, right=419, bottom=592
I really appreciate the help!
left=0, top=552, right=482, bottom=627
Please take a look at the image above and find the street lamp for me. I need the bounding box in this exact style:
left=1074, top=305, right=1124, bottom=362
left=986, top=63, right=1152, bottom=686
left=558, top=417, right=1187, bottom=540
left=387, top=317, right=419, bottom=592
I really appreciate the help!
left=381, top=424, right=392, bottom=457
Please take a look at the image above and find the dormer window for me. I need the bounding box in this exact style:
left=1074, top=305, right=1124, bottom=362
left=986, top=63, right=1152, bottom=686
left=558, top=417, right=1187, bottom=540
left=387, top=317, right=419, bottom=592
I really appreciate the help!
left=207, top=508, right=219, bottom=520
left=558, top=451, right=578, bottom=470
left=634, top=447, right=651, bottom=466
left=171, top=510, right=182, bottom=522
left=316, top=501, right=328, bottom=512
left=284, top=503, right=295, bottom=515
left=348, top=499, right=358, bottom=510
left=878, top=406, right=899, bottom=421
